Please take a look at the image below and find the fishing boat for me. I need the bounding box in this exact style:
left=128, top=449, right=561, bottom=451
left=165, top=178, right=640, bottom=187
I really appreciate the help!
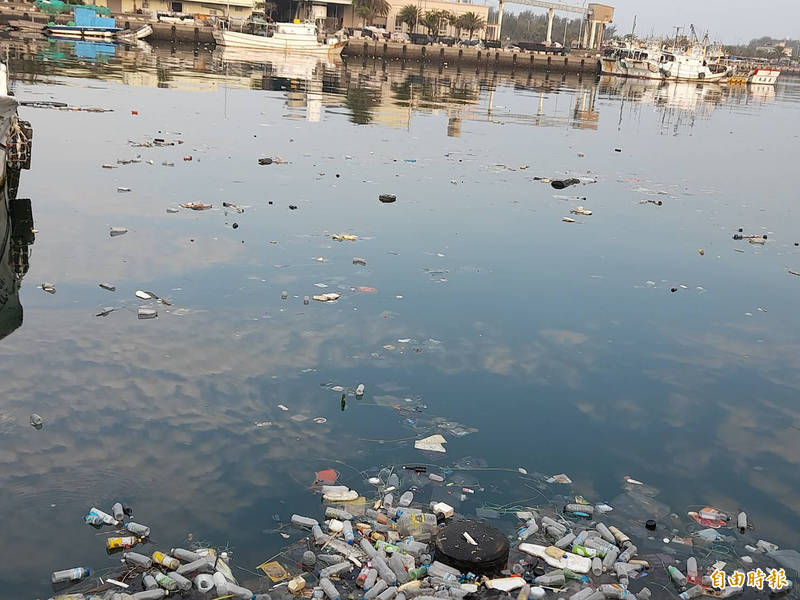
left=746, top=67, right=780, bottom=85
left=602, top=41, right=731, bottom=82
left=114, top=24, right=153, bottom=42
left=213, top=20, right=344, bottom=57
left=46, top=6, right=120, bottom=40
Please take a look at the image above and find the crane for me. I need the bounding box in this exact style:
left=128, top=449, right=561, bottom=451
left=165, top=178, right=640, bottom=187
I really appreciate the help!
left=495, top=0, right=588, bottom=44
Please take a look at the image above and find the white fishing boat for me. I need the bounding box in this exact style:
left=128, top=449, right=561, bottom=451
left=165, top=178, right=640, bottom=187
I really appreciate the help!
left=602, top=41, right=731, bottom=82
left=213, top=21, right=344, bottom=57
left=114, top=24, right=153, bottom=42
left=747, top=67, right=780, bottom=85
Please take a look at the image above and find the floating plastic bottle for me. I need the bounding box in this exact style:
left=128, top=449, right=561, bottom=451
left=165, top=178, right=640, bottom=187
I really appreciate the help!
left=154, top=571, right=179, bottom=592
left=377, top=586, right=398, bottom=600
left=313, top=525, right=329, bottom=545
left=213, top=571, right=229, bottom=594
left=571, top=545, right=598, bottom=558
left=365, top=580, right=389, bottom=600
left=176, top=558, right=213, bottom=575
left=595, top=523, right=615, bottom=544
left=356, top=384, right=365, bottom=396
left=107, top=536, right=138, bottom=551
left=592, top=557, right=602, bottom=576
left=152, top=551, right=181, bottom=571
left=383, top=493, right=394, bottom=509
left=618, top=545, right=637, bottom=563
left=737, top=512, right=747, bottom=534
left=637, top=588, right=651, bottom=600
left=679, top=585, right=704, bottom=600
left=142, top=572, right=158, bottom=590
left=583, top=592, right=605, bottom=600
left=360, top=538, right=378, bottom=558
left=320, top=562, right=351, bottom=578
left=292, top=515, right=319, bottom=529
left=320, top=578, right=341, bottom=600
left=388, top=553, right=409, bottom=584
left=584, top=537, right=613, bottom=557
left=599, top=584, right=627, bottom=599
left=51, top=567, right=91, bottom=584
left=343, top=520, right=355, bottom=545
left=132, top=591, right=166, bottom=600
left=535, top=572, right=566, bottom=586
left=304, top=296, right=310, bottom=305
left=608, top=526, right=630, bottom=546
left=171, top=548, right=203, bottom=563
left=111, top=502, right=125, bottom=521
left=125, top=523, right=150, bottom=537
left=602, top=547, right=619, bottom=571
left=325, top=507, right=354, bottom=521
left=396, top=513, right=438, bottom=542
left=407, top=565, right=428, bottom=580
left=555, top=533, right=576, bottom=549
left=387, top=473, right=400, bottom=488
left=686, top=557, right=697, bottom=580
left=668, top=566, right=687, bottom=589
left=87, top=507, right=118, bottom=526
left=123, top=552, right=152, bottom=568
left=356, top=565, right=371, bottom=588
left=565, top=504, right=594, bottom=516
left=226, top=582, right=255, bottom=599
left=398, top=491, right=413, bottom=507
left=364, top=568, right=378, bottom=590
left=570, top=588, right=595, bottom=600
left=372, top=554, right=398, bottom=585
left=165, top=572, right=192, bottom=592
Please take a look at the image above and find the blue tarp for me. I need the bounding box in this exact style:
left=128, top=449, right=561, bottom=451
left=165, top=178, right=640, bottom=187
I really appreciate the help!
left=73, top=6, right=115, bottom=28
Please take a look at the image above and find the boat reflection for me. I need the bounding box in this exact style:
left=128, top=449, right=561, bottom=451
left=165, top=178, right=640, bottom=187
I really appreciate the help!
left=0, top=189, right=34, bottom=343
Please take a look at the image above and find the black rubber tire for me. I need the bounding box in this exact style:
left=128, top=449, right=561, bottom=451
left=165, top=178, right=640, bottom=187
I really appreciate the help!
left=434, top=520, right=510, bottom=576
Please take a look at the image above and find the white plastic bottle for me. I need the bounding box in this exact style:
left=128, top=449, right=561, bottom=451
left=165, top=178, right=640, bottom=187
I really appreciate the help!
left=123, top=552, right=152, bottom=568
left=51, top=567, right=91, bottom=584
left=343, top=520, right=355, bottom=545
left=320, top=578, right=341, bottom=600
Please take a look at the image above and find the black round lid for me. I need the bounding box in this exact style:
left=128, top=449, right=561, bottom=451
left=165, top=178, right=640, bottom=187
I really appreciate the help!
left=434, top=520, right=510, bottom=576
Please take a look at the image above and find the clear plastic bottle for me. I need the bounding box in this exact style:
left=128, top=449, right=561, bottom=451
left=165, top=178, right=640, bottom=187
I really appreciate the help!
left=388, top=553, right=409, bottom=584
left=292, top=515, right=319, bottom=528
left=360, top=538, right=378, bottom=558
left=313, top=525, right=329, bottom=545
left=555, top=533, right=576, bottom=549
left=398, top=492, right=414, bottom=507
left=123, top=552, right=152, bottom=568
left=396, top=539, right=427, bottom=556
left=592, top=557, right=602, bottom=576
left=372, top=554, right=398, bottom=585
left=176, top=558, right=213, bottom=575
left=51, top=568, right=91, bottom=584
left=154, top=571, right=179, bottom=592
left=125, top=523, right=151, bottom=537
left=668, top=566, right=687, bottom=589
left=617, top=545, right=637, bottom=563
left=320, top=562, right=351, bottom=578
left=737, top=512, right=747, bottom=534
left=535, top=572, right=566, bottom=586
left=87, top=507, right=118, bottom=526
left=112, top=503, right=125, bottom=521
left=326, top=507, right=354, bottom=521
left=397, top=513, right=437, bottom=542
left=132, top=591, right=166, bottom=600
left=226, top=582, right=255, bottom=599
left=365, top=580, right=389, bottom=600
left=584, top=537, right=613, bottom=557
left=166, top=571, right=192, bottom=591
left=383, top=494, right=394, bottom=509
left=407, top=566, right=428, bottom=580
left=171, top=548, right=202, bottom=563
left=343, top=521, right=355, bottom=545
left=564, top=504, right=594, bottom=516
left=595, top=523, right=615, bottom=544
left=387, top=474, right=400, bottom=488
left=376, top=586, right=398, bottom=600
left=364, top=568, right=378, bottom=590
left=679, top=586, right=704, bottom=600
left=686, top=557, right=697, bottom=581
left=602, top=547, right=619, bottom=571
left=570, top=588, right=595, bottom=600
left=142, top=572, right=158, bottom=590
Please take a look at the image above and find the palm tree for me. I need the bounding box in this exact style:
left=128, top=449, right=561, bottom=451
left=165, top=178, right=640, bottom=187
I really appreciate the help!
left=420, top=9, right=452, bottom=41
left=456, top=11, right=486, bottom=40
left=352, top=0, right=391, bottom=27
left=397, top=4, right=419, bottom=33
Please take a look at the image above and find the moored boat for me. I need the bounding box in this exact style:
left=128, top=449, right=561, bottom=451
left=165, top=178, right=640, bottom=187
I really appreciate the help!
left=46, top=6, right=120, bottom=40
left=213, top=21, right=344, bottom=57
left=602, top=40, right=731, bottom=82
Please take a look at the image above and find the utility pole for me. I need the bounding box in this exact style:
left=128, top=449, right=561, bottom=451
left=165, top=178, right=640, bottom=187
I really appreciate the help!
left=630, top=14, right=636, bottom=38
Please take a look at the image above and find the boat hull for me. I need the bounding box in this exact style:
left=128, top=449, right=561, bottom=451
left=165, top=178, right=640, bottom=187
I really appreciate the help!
left=747, top=68, right=780, bottom=85
left=213, top=29, right=343, bottom=57
left=47, top=26, right=119, bottom=39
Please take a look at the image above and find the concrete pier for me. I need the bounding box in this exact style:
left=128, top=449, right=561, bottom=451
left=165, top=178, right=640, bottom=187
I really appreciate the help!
left=342, top=40, right=602, bottom=74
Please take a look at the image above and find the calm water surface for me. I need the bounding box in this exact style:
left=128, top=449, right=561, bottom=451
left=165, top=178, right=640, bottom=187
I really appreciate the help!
left=0, top=38, right=799, bottom=598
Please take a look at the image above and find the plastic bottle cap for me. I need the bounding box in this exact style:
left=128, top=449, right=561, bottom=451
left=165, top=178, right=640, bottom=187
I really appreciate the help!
left=645, top=520, right=656, bottom=531
left=85, top=568, right=91, bottom=575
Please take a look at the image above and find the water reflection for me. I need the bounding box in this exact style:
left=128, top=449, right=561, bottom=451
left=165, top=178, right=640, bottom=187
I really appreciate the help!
left=0, top=182, right=34, bottom=342
left=1, top=38, right=783, bottom=135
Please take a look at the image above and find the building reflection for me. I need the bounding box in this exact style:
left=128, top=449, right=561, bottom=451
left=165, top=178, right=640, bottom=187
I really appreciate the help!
left=1, top=38, right=779, bottom=137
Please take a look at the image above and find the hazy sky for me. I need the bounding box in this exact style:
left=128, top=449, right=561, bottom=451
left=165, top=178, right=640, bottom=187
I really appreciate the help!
left=503, top=0, right=799, bottom=45
left=606, top=0, right=799, bottom=44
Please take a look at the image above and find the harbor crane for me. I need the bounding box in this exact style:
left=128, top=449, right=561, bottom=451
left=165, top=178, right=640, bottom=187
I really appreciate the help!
left=494, top=0, right=613, bottom=50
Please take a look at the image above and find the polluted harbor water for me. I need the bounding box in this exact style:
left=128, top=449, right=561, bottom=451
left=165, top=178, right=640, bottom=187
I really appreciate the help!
left=1, top=32, right=800, bottom=600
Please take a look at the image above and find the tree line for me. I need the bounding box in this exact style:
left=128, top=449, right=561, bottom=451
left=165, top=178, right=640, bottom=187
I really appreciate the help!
left=352, top=0, right=486, bottom=39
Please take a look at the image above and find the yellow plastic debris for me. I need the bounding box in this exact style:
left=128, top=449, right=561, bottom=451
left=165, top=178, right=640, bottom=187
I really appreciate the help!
left=257, top=560, right=291, bottom=582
